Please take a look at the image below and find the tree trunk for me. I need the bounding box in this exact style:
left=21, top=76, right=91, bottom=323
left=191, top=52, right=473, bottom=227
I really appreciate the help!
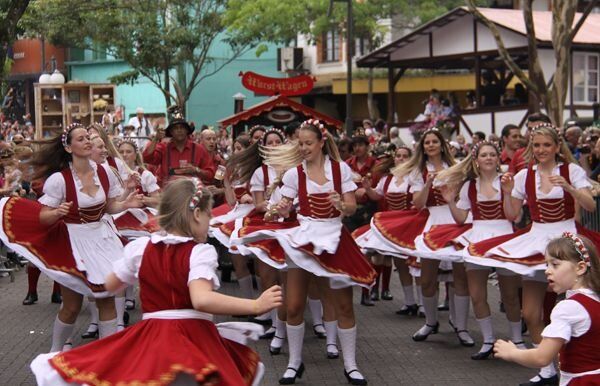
left=367, top=68, right=375, bottom=120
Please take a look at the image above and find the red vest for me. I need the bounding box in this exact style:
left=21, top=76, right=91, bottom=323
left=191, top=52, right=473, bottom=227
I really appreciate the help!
left=106, top=156, right=118, bottom=170
left=525, top=163, right=575, bottom=223
left=468, top=179, right=506, bottom=220
left=423, top=169, right=446, bottom=207
left=382, top=174, right=412, bottom=211
left=60, top=165, right=109, bottom=224
left=559, top=293, right=600, bottom=374
left=297, top=160, right=342, bottom=219
left=138, top=241, right=197, bottom=313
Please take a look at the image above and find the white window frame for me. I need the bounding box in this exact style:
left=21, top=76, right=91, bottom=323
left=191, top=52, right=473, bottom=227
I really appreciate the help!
left=573, top=52, right=599, bottom=104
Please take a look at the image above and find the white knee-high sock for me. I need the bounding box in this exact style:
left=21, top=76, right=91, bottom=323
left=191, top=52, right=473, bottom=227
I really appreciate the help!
left=454, top=295, right=470, bottom=331
left=338, top=325, right=364, bottom=380
left=270, top=315, right=287, bottom=349
left=308, top=298, right=323, bottom=326
left=509, top=320, right=524, bottom=343
left=448, top=285, right=456, bottom=323
left=86, top=302, right=99, bottom=332
left=402, top=285, right=416, bottom=305
left=416, top=285, right=423, bottom=306
left=476, top=316, right=495, bottom=352
left=238, top=275, right=254, bottom=300
left=422, top=296, right=438, bottom=326
left=98, top=318, right=118, bottom=338
left=115, top=297, right=125, bottom=330
left=125, top=285, right=134, bottom=300
left=50, top=316, right=75, bottom=352
left=282, top=323, right=305, bottom=378
left=324, top=320, right=338, bottom=355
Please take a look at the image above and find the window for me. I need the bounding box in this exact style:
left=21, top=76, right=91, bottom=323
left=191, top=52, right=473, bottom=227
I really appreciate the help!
left=573, top=52, right=599, bottom=103
left=355, top=37, right=371, bottom=58
left=322, top=30, right=340, bottom=62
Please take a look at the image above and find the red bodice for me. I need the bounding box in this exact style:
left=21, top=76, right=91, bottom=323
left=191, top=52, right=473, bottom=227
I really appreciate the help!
left=234, top=186, right=249, bottom=202
left=423, top=169, right=446, bottom=207
left=525, top=163, right=575, bottom=223
left=297, top=160, right=342, bottom=219
left=138, top=241, right=197, bottom=313
left=382, top=174, right=412, bottom=211
left=559, top=293, right=600, bottom=374
left=60, top=166, right=109, bottom=224
left=468, top=179, right=506, bottom=220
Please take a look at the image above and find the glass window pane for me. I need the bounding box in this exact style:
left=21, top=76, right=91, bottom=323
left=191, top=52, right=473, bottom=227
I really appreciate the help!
left=574, top=87, right=585, bottom=102
left=589, top=55, right=598, bottom=70
left=589, top=72, right=598, bottom=86
left=573, top=54, right=585, bottom=71
left=588, top=88, right=598, bottom=102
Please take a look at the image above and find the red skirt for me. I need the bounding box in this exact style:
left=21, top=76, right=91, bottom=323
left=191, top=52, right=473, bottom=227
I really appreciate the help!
left=351, top=223, right=371, bottom=239
left=238, top=215, right=299, bottom=265
left=114, top=209, right=160, bottom=235
left=373, top=209, right=429, bottom=250
left=567, top=373, right=600, bottom=385
left=423, top=223, right=472, bottom=250
left=48, top=318, right=260, bottom=386
left=211, top=203, right=232, bottom=218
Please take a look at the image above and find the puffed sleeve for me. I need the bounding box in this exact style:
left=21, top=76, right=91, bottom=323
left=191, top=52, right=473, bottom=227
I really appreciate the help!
left=102, top=164, right=125, bottom=199
left=339, top=161, right=358, bottom=194
left=407, top=169, right=424, bottom=193
left=374, top=176, right=387, bottom=197
left=279, top=167, right=299, bottom=199
left=113, top=237, right=149, bottom=285
left=541, top=299, right=590, bottom=342
left=115, top=158, right=130, bottom=183
left=188, top=243, right=220, bottom=289
left=38, top=172, right=65, bottom=208
left=456, top=181, right=471, bottom=211
left=250, top=167, right=265, bottom=193
left=141, top=170, right=160, bottom=194
left=511, top=169, right=528, bottom=200
left=569, top=164, right=592, bottom=190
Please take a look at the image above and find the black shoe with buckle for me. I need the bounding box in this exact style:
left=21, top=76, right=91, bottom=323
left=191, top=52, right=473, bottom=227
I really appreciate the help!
left=344, top=369, right=368, bottom=385
left=259, top=326, right=276, bottom=340
left=518, top=374, right=559, bottom=386
left=396, top=304, right=418, bottom=316
left=81, top=324, right=99, bottom=339
left=471, top=342, right=494, bottom=360
left=312, top=323, right=326, bottom=339
left=22, top=293, right=38, bottom=306
left=380, top=290, right=393, bottom=300
left=279, top=363, right=305, bottom=385
left=456, top=330, right=475, bottom=347
left=326, top=343, right=339, bottom=359
left=412, top=322, right=439, bottom=341
left=269, top=335, right=285, bottom=355
left=370, top=289, right=380, bottom=301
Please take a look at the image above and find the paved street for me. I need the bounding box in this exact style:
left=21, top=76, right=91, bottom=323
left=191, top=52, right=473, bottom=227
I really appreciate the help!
left=0, top=267, right=535, bottom=385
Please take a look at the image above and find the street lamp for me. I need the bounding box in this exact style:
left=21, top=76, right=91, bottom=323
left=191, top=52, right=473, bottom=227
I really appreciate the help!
left=328, top=0, right=354, bottom=137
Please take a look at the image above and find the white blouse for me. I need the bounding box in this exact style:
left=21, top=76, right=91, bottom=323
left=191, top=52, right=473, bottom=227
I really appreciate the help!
left=407, top=162, right=449, bottom=193
left=39, top=161, right=123, bottom=208
left=456, top=176, right=502, bottom=211
left=374, top=174, right=410, bottom=196
left=113, top=232, right=220, bottom=289
left=139, top=169, right=160, bottom=194
left=279, top=156, right=357, bottom=198
left=250, top=164, right=278, bottom=193
left=512, top=163, right=590, bottom=200
left=542, top=288, right=599, bottom=343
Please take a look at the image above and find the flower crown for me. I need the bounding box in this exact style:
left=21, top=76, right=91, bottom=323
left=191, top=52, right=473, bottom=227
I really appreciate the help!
left=531, top=122, right=557, bottom=133
left=188, top=179, right=204, bottom=211
left=61, top=123, right=85, bottom=148
left=562, top=232, right=591, bottom=267
left=352, top=128, right=368, bottom=138
left=262, top=127, right=285, bottom=144
left=301, top=119, right=328, bottom=137
left=119, top=139, right=139, bottom=153
left=471, top=140, right=501, bottom=159
left=249, top=125, right=266, bottom=137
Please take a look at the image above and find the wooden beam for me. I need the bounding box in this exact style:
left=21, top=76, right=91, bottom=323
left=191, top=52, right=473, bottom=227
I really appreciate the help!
left=475, top=55, right=482, bottom=108
left=429, top=33, right=433, bottom=57
left=387, top=58, right=395, bottom=123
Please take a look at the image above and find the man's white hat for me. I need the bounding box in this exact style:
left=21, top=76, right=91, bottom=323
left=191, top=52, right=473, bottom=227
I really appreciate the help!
left=136, top=107, right=144, bottom=114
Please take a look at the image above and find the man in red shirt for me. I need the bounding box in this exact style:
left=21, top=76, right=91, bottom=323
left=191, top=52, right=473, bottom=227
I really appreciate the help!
left=500, top=124, right=522, bottom=165
left=508, top=113, right=552, bottom=173
left=143, top=108, right=215, bottom=187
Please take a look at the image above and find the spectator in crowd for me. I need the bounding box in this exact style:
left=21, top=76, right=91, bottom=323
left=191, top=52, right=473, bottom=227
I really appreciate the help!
left=472, top=131, right=486, bottom=146
left=564, top=126, right=583, bottom=159
left=499, top=124, right=522, bottom=165
left=465, top=90, right=477, bottom=109
left=217, top=126, right=232, bottom=156
left=200, top=128, right=225, bottom=167
left=337, top=137, right=352, bottom=161
left=127, top=107, right=154, bottom=147
left=284, top=122, right=300, bottom=142
left=389, top=126, right=406, bottom=148
left=481, top=71, right=502, bottom=107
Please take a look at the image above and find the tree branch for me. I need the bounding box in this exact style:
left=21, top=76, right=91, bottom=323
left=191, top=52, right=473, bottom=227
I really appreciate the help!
left=568, top=0, right=599, bottom=42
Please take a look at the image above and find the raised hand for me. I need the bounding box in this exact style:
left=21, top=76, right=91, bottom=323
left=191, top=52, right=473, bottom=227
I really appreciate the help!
left=500, top=172, right=515, bottom=194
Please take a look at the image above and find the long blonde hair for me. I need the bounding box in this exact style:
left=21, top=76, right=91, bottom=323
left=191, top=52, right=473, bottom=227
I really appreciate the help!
left=261, top=121, right=341, bottom=173
left=392, top=129, right=455, bottom=178
left=118, top=141, right=146, bottom=171
left=436, top=141, right=500, bottom=188
left=524, top=124, right=577, bottom=165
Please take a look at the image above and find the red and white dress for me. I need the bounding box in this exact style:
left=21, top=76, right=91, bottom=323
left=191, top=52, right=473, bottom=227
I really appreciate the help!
left=541, top=289, right=600, bottom=386
left=209, top=182, right=255, bottom=248
left=113, top=168, right=161, bottom=238
left=0, top=161, right=124, bottom=297
left=416, top=176, right=511, bottom=263
left=30, top=232, right=264, bottom=386
left=232, top=157, right=376, bottom=289
left=361, top=163, right=453, bottom=259
left=353, top=173, right=412, bottom=252
left=464, top=163, right=600, bottom=277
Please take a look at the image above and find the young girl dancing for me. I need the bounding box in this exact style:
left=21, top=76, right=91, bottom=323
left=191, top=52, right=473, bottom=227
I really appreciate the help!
left=30, top=179, right=283, bottom=386
left=420, top=141, right=524, bottom=359
left=495, top=232, right=600, bottom=386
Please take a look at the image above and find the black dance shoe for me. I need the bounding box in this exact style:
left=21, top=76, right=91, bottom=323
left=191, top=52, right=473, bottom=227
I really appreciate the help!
left=380, top=290, right=393, bottom=300
left=312, top=323, right=326, bottom=339
left=395, top=304, right=418, bottom=316
left=412, top=322, right=439, bottom=341
left=125, top=299, right=136, bottom=310
left=81, top=324, right=99, bottom=339
left=360, top=293, right=374, bottom=306
left=279, top=363, right=305, bottom=385
left=50, top=292, right=62, bottom=304
left=456, top=330, right=475, bottom=347
left=326, top=343, right=339, bottom=359
left=471, top=343, right=494, bottom=360
left=269, top=335, right=285, bottom=355
left=259, top=326, right=276, bottom=340
left=22, top=293, right=38, bottom=305
left=370, top=289, right=380, bottom=301
left=344, top=369, right=368, bottom=385
left=518, top=374, right=559, bottom=386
